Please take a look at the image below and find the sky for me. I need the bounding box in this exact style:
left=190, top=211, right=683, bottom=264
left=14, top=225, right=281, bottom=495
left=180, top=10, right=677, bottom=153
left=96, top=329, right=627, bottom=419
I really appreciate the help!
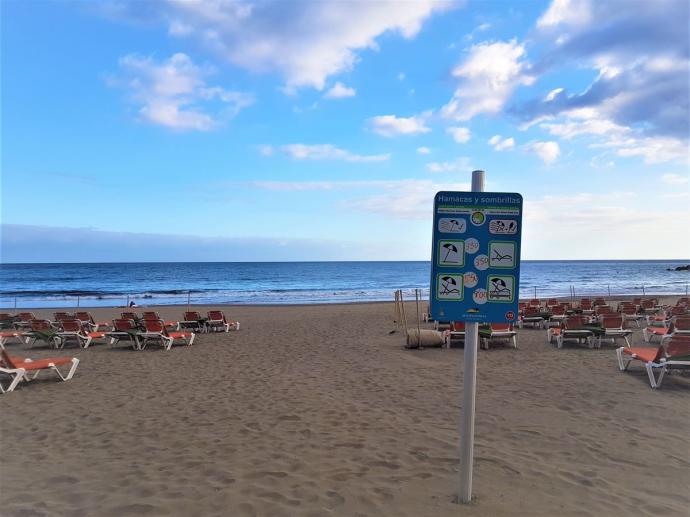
left=1, top=0, right=689, bottom=262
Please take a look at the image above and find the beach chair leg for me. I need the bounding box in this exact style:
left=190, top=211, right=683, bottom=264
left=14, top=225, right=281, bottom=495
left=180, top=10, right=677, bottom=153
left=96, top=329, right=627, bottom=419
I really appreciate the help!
left=512, top=335, right=518, bottom=349
left=0, top=368, right=26, bottom=393
left=82, top=336, right=92, bottom=349
left=188, top=333, right=195, bottom=346
left=645, top=362, right=661, bottom=389
left=55, top=358, right=79, bottom=381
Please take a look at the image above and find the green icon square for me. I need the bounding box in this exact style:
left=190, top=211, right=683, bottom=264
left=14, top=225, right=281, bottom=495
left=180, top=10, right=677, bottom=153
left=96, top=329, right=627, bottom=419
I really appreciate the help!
left=436, top=274, right=464, bottom=301
left=488, top=240, right=516, bottom=269
left=486, top=275, right=515, bottom=303
left=437, top=240, right=465, bottom=267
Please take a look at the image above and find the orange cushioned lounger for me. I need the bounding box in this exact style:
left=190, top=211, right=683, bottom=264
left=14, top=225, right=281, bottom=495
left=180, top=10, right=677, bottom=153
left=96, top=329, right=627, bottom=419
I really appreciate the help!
left=1, top=349, right=79, bottom=384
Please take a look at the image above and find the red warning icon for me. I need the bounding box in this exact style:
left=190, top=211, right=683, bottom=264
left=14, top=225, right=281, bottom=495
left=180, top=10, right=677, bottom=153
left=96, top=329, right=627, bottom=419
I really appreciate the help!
left=505, top=311, right=515, bottom=321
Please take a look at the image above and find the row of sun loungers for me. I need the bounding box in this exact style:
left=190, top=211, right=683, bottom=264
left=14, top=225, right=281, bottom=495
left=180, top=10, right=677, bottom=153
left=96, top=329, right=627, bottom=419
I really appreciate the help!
left=0, top=310, right=240, bottom=349
left=0, top=309, right=240, bottom=394
left=428, top=296, right=690, bottom=389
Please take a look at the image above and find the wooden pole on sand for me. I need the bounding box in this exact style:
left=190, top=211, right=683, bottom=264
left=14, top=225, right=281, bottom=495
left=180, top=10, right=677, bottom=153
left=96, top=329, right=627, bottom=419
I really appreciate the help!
left=415, top=289, right=421, bottom=346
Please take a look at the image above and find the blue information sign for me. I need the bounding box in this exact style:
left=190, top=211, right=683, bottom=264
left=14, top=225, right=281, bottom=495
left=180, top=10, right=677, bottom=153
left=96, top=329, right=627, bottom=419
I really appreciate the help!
left=429, top=191, right=523, bottom=323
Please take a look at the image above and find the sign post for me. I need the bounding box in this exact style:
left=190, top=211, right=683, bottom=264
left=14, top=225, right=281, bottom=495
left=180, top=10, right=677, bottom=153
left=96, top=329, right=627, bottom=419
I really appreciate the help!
left=429, top=171, right=523, bottom=503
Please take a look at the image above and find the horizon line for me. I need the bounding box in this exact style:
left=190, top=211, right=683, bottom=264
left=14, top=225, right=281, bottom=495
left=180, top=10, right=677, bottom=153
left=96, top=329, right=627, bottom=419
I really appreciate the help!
left=2, top=259, right=689, bottom=266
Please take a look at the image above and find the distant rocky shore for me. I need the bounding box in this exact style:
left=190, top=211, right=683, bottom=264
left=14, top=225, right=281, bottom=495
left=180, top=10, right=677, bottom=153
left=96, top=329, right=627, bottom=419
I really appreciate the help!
left=667, top=265, right=690, bottom=271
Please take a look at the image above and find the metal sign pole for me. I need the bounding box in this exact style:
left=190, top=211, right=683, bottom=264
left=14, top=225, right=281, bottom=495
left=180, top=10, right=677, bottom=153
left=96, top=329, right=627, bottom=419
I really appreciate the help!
left=459, top=169, right=484, bottom=503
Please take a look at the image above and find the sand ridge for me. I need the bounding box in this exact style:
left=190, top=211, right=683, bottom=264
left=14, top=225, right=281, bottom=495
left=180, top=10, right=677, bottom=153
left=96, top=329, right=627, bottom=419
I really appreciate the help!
left=0, top=302, right=688, bottom=516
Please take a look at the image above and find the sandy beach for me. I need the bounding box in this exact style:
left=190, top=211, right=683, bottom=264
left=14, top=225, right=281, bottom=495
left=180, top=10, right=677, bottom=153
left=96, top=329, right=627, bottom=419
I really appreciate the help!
left=1, top=301, right=688, bottom=516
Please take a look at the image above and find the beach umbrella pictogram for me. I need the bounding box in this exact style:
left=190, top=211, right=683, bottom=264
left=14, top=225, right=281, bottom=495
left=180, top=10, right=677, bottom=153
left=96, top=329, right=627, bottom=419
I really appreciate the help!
left=440, top=276, right=460, bottom=295
left=442, top=243, right=459, bottom=261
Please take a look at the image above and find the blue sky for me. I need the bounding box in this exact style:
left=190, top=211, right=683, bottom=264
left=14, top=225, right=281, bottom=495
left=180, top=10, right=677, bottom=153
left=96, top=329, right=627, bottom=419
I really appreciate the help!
left=1, top=0, right=688, bottom=262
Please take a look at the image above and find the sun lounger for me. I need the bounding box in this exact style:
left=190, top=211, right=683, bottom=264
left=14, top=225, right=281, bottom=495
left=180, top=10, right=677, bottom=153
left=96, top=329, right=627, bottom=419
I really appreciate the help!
left=180, top=311, right=206, bottom=332
left=0, top=331, right=26, bottom=350
left=519, top=306, right=545, bottom=329
left=667, top=305, right=688, bottom=317
left=640, top=299, right=660, bottom=315
left=56, top=319, right=108, bottom=349
left=598, top=315, right=633, bottom=348
left=1, top=349, right=79, bottom=386
left=480, top=323, right=517, bottom=350
left=121, top=311, right=141, bottom=323
left=545, top=305, right=567, bottom=328
left=105, top=318, right=142, bottom=350
left=642, top=322, right=674, bottom=345
left=620, top=305, right=644, bottom=328
left=75, top=311, right=110, bottom=331
left=578, top=300, right=594, bottom=316
left=672, top=316, right=690, bottom=337
left=207, top=310, right=239, bottom=332
left=545, top=298, right=559, bottom=309
left=14, top=312, right=37, bottom=330
left=444, top=321, right=465, bottom=348
left=139, top=320, right=195, bottom=350
left=616, top=336, right=690, bottom=388
left=25, top=319, right=62, bottom=348
left=645, top=313, right=669, bottom=327
left=142, top=311, right=180, bottom=331
left=528, top=298, right=541, bottom=309
left=547, top=315, right=595, bottom=349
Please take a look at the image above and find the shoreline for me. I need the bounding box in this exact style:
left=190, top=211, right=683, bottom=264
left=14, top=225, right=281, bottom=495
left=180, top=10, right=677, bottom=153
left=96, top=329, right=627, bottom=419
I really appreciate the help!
left=4, top=292, right=688, bottom=312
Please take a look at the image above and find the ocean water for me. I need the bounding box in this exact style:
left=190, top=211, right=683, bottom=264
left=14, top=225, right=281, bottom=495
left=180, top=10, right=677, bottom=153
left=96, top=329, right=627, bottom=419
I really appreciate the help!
left=0, top=261, right=688, bottom=308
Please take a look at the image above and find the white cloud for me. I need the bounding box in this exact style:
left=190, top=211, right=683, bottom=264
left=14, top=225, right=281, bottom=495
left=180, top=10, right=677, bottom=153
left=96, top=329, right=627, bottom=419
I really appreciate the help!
left=539, top=108, right=689, bottom=164
left=441, top=39, right=534, bottom=121
left=369, top=114, right=431, bottom=137
left=417, top=146, right=431, bottom=155
left=512, top=0, right=689, bottom=166
left=154, top=0, right=453, bottom=90
left=280, top=144, right=390, bottom=163
left=544, top=87, right=564, bottom=101
left=661, top=173, right=689, bottom=185
left=426, top=157, right=473, bottom=173
left=341, top=179, right=472, bottom=219
left=488, top=135, right=515, bottom=151
left=323, top=82, right=356, bottom=99
left=446, top=126, right=471, bottom=143
left=251, top=178, right=470, bottom=220
left=526, top=141, right=560, bottom=165
left=111, top=53, right=253, bottom=131
left=523, top=192, right=688, bottom=259
left=536, top=0, right=592, bottom=29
